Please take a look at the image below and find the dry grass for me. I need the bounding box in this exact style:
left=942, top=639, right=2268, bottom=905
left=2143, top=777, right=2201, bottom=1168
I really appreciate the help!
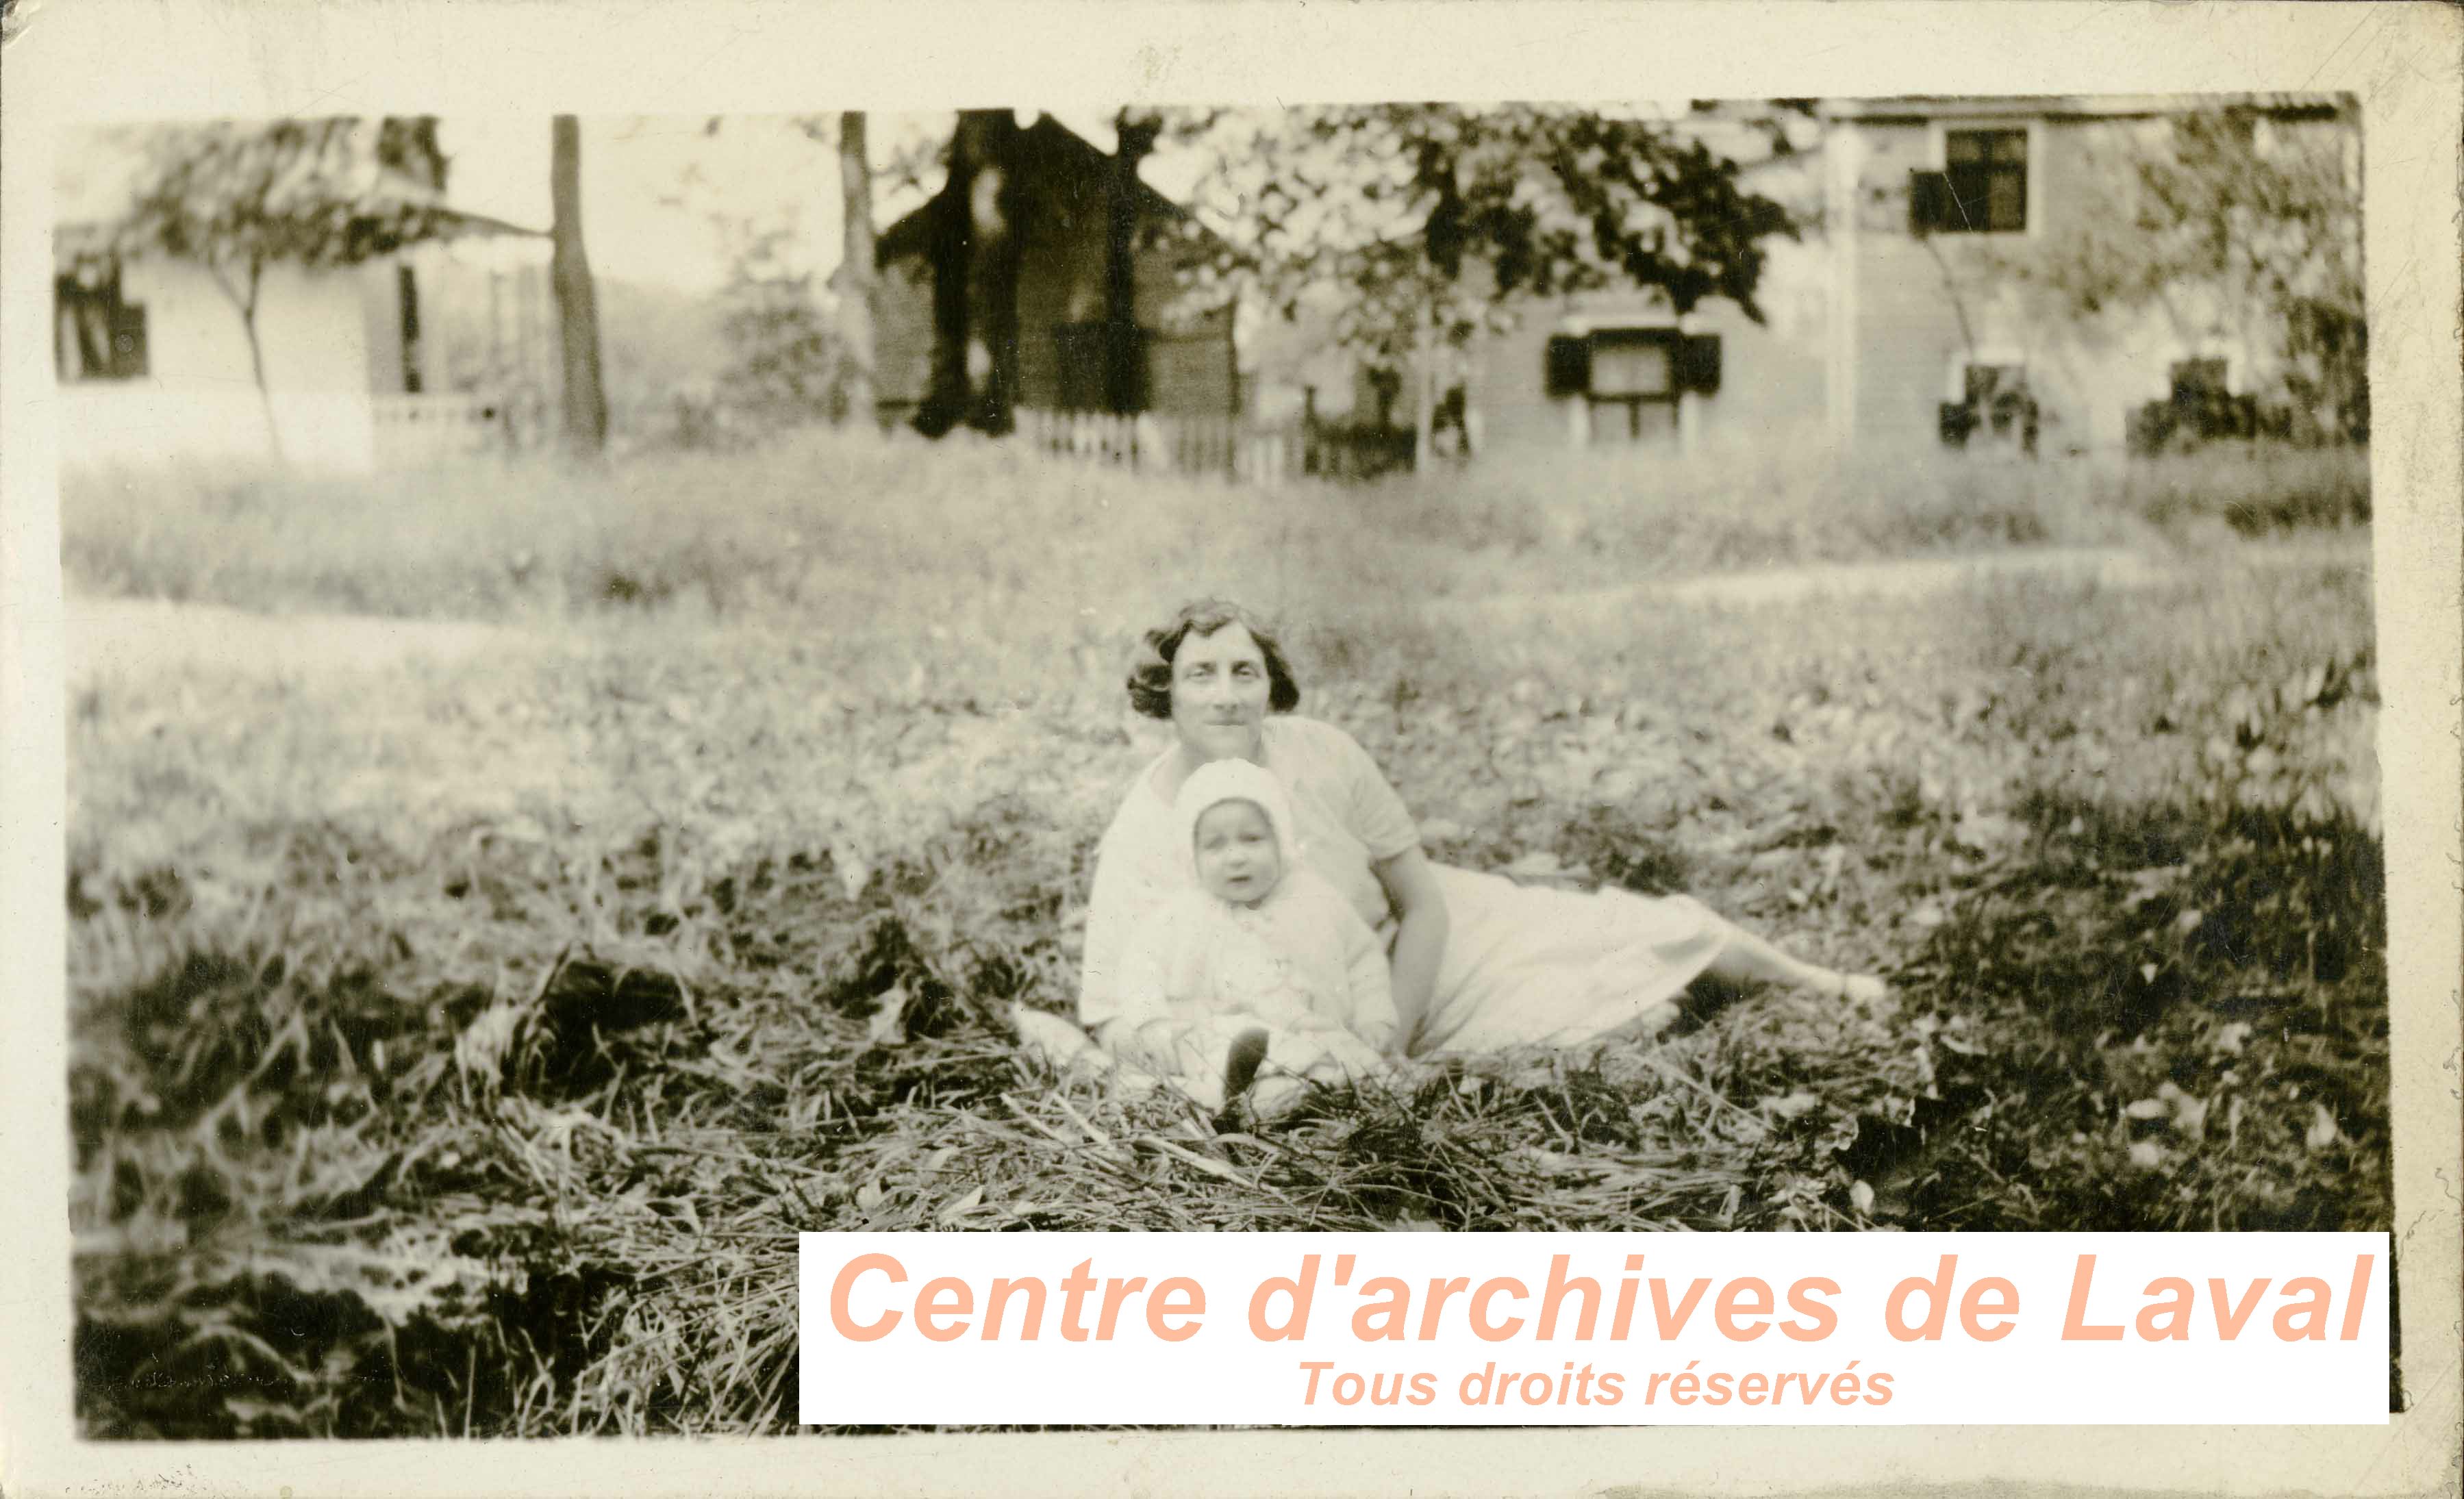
left=62, top=433, right=2365, bottom=628
left=64, top=433, right=2390, bottom=1435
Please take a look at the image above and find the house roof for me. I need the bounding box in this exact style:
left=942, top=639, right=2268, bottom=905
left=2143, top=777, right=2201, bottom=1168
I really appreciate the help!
left=1820, top=93, right=2348, bottom=123
left=873, top=114, right=1200, bottom=266
left=52, top=124, right=544, bottom=270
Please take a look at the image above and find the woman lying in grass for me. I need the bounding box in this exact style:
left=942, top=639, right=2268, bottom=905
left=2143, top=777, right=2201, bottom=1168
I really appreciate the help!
left=1105, top=757, right=1400, bottom=1112
left=1078, top=599, right=1885, bottom=1082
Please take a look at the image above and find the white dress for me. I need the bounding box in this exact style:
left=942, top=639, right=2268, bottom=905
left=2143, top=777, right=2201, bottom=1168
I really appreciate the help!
left=1081, top=716, right=1733, bottom=1056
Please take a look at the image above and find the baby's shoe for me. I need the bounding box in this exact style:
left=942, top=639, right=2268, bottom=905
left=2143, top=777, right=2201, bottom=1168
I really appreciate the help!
left=1221, top=1026, right=1272, bottom=1100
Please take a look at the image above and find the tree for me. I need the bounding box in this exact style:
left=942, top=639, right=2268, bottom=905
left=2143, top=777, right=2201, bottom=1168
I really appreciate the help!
left=549, top=114, right=609, bottom=455
left=1169, top=104, right=1796, bottom=371
left=835, top=111, right=877, bottom=429
left=913, top=110, right=1027, bottom=438
left=715, top=221, right=848, bottom=429
left=1101, top=109, right=1162, bottom=414
left=105, top=118, right=454, bottom=462
left=1991, top=101, right=2365, bottom=443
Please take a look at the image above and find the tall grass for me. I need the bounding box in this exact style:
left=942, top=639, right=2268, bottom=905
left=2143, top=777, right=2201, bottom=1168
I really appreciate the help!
left=2116, top=443, right=2372, bottom=537
left=65, top=431, right=2370, bottom=629
left=64, top=434, right=2388, bottom=1435
left=1380, top=438, right=2141, bottom=577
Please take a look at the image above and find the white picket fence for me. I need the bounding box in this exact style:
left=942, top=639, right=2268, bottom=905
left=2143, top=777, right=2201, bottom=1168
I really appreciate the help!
left=370, top=392, right=520, bottom=466
left=1016, top=407, right=1301, bottom=488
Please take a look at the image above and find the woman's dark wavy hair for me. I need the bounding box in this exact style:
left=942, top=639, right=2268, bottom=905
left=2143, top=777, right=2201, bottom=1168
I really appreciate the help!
left=1126, top=599, right=1302, bottom=720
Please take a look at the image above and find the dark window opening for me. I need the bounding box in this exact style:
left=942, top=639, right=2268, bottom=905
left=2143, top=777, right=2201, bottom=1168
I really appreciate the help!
left=397, top=264, right=424, bottom=394
left=1942, top=128, right=2028, bottom=234
left=1544, top=327, right=1720, bottom=444
left=54, top=268, right=148, bottom=382
left=1914, top=129, right=2029, bottom=236
left=1587, top=327, right=1675, bottom=399
left=2170, top=357, right=2228, bottom=406
left=2129, top=356, right=2259, bottom=452
left=1939, top=362, right=2037, bottom=453
left=1963, top=362, right=2022, bottom=411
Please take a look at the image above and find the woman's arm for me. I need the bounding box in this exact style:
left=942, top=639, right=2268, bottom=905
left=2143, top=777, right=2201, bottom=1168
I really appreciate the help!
left=1370, top=846, right=1448, bottom=1054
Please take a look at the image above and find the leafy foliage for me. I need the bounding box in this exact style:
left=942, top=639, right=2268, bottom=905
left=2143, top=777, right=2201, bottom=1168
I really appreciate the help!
left=1992, top=102, right=2366, bottom=443
left=1168, top=104, right=1796, bottom=363
left=101, top=118, right=456, bottom=284
left=713, top=225, right=855, bottom=432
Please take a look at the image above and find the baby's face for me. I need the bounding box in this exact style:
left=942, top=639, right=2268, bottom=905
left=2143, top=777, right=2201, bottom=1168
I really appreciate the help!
left=1193, top=798, right=1281, bottom=906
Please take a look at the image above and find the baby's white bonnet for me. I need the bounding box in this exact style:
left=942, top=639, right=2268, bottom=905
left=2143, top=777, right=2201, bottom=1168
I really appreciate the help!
left=1172, top=757, right=1300, bottom=881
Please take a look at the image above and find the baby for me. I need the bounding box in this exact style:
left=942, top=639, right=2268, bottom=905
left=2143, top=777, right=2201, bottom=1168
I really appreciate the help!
left=1111, top=758, right=1399, bottom=1113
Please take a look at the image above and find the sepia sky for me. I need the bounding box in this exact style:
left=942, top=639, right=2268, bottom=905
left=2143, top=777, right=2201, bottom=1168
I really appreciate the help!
left=436, top=110, right=1207, bottom=295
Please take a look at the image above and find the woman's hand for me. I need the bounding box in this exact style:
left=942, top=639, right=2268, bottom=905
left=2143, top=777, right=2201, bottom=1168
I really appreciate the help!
left=1371, top=846, right=1449, bottom=1055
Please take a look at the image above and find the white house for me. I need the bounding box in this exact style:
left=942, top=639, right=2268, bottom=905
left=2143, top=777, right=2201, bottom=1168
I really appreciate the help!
left=1814, top=94, right=2361, bottom=458
left=53, top=131, right=558, bottom=475
left=1244, top=95, right=2359, bottom=466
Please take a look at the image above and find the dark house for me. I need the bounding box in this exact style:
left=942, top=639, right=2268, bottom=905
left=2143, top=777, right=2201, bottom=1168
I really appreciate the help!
left=870, top=115, right=1240, bottom=429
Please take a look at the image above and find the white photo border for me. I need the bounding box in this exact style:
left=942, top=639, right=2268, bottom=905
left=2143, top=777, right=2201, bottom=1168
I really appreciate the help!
left=3, top=2, right=2456, bottom=1494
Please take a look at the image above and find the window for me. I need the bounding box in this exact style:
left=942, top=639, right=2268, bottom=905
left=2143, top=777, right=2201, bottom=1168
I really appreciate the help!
left=2170, top=357, right=2228, bottom=406
left=1588, top=329, right=1674, bottom=399
left=1938, top=360, right=2036, bottom=452
left=1912, top=128, right=2029, bottom=235
left=2143, top=356, right=2256, bottom=446
left=1542, top=327, right=1721, bottom=444
left=54, top=268, right=147, bottom=382
left=1944, top=129, right=2028, bottom=233
left=1969, top=364, right=2028, bottom=432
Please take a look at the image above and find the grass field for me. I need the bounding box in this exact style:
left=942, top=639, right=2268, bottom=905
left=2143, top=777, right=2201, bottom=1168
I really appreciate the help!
left=64, top=432, right=2387, bottom=1436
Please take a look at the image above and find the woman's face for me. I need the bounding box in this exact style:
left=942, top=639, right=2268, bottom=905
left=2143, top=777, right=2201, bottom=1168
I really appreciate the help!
left=1169, top=622, right=1272, bottom=763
